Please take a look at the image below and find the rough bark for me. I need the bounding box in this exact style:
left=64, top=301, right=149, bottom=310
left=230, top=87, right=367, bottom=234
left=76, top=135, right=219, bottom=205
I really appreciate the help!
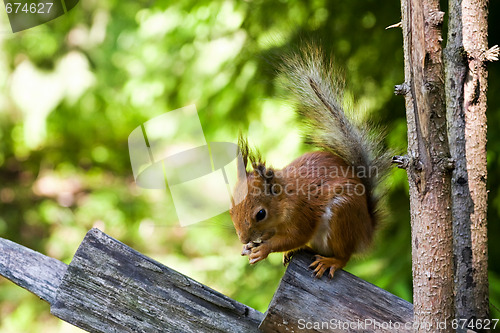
left=399, top=0, right=455, bottom=331
left=460, top=0, right=490, bottom=322
left=445, top=0, right=490, bottom=325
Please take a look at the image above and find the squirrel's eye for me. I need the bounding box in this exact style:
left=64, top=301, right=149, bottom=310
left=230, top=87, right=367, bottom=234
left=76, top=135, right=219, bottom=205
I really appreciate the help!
left=255, top=209, right=266, bottom=222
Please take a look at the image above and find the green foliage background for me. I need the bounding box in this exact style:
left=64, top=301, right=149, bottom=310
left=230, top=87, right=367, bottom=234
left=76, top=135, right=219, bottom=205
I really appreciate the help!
left=0, top=0, right=498, bottom=331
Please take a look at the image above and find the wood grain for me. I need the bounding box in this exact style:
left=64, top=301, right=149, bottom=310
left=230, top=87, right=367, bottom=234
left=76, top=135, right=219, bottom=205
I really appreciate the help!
left=50, top=228, right=263, bottom=333
left=260, top=251, right=413, bottom=332
left=0, top=236, right=68, bottom=304
left=1, top=230, right=417, bottom=333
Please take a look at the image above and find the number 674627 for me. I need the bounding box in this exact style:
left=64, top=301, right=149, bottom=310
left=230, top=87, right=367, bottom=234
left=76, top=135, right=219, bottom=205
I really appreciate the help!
left=5, top=2, right=53, bottom=14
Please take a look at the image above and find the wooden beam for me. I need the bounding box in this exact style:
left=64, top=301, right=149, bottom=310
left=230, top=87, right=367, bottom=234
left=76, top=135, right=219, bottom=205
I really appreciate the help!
left=0, top=236, right=68, bottom=304
left=260, top=251, right=413, bottom=332
left=50, top=228, right=263, bottom=332
left=1, top=230, right=416, bottom=333
left=1, top=229, right=263, bottom=333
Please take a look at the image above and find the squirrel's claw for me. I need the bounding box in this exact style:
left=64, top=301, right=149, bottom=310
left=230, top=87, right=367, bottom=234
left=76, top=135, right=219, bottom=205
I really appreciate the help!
left=283, top=250, right=299, bottom=266
left=283, top=252, right=293, bottom=266
left=309, top=255, right=346, bottom=279
left=283, top=247, right=314, bottom=266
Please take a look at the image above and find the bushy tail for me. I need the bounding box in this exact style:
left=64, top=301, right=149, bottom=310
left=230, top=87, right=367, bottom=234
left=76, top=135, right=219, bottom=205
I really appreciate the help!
left=279, top=44, right=391, bottom=226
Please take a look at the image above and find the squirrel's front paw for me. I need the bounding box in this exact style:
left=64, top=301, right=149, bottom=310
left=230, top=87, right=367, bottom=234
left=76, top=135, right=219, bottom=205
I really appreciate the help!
left=241, top=243, right=253, bottom=256
left=241, top=241, right=260, bottom=256
left=248, top=243, right=271, bottom=264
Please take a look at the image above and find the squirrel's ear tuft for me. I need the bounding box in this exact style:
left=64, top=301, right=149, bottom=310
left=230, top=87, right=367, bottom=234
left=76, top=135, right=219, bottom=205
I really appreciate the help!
left=237, top=133, right=269, bottom=183
left=237, top=133, right=250, bottom=181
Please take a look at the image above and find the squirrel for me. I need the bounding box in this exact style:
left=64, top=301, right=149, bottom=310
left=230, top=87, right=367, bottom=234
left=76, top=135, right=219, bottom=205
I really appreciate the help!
left=230, top=44, right=390, bottom=279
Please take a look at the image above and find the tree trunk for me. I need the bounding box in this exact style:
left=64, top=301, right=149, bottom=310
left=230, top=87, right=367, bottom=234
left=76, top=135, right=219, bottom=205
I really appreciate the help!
left=399, top=0, right=455, bottom=331
left=445, top=0, right=491, bottom=325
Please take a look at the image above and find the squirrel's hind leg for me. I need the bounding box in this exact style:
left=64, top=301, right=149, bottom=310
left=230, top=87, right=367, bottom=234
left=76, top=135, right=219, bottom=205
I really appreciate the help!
left=283, top=246, right=314, bottom=266
left=309, top=255, right=348, bottom=279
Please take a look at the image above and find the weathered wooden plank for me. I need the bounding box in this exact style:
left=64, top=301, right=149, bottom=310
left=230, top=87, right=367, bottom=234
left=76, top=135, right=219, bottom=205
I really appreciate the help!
left=1, top=230, right=417, bottom=333
left=260, top=251, right=413, bottom=332
left=0, top=237, right=68, bottom=304
left=50, top=228, right=263, bottom=333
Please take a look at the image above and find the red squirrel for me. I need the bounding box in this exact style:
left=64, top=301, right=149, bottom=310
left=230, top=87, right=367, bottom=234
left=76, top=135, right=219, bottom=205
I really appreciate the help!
left=230, top=45, right=390, bottom=278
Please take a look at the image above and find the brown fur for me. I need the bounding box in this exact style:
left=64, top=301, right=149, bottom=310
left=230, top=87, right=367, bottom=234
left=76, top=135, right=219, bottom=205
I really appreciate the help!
left=230, top=45, right=388, bottom=278
left=230, top=150, right=373, bottom=277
